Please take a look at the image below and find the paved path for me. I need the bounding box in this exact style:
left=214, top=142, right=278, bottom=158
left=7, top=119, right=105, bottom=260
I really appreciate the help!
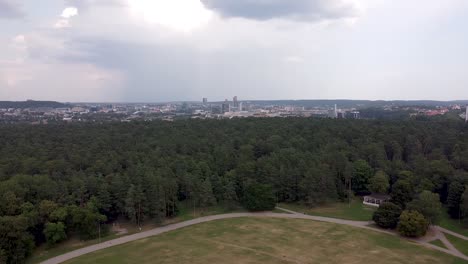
left=41, top=209, right=468, bottom=264
left=413, top=226, right=467, bottom=260
left=436, top=226, right=468, bottom=241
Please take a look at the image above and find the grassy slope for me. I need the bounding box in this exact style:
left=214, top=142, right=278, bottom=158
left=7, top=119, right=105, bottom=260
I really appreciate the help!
left=27, top=203, right=245, bottom=264
left=278, top=199, right=375, bottom=221
left=429, top=239, right=447, bottom=249
left=65, top=218, right=466, bottom=264
left=445, top=233, right=468, bottom=256
left=440, top=212, right=468, bottom=237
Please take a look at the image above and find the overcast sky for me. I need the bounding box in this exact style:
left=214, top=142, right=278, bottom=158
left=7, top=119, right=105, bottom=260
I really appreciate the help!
left=1, top=0, right=468, bottom=102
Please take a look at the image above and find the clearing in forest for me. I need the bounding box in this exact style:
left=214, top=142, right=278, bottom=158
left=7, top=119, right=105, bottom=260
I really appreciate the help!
left=65, top=217, right=466, bottom=264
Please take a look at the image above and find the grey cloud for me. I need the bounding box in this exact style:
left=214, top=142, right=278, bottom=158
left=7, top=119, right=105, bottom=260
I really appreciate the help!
left=64, top=0, right=126, bottom=11
left=201, top=0, right=359, bottom=21
left=59, top=38, right=300, bottom=102
left=0, top=0, right=23, bottom=19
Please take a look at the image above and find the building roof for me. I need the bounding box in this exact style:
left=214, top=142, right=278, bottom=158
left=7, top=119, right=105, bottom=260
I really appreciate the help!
left=364, top=194, right=391, bottom=200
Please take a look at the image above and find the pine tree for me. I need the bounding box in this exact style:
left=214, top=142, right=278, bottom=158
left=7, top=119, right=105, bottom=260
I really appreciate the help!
left=447, top=182, right=465, bottom=219
left=125, top=184, right=145, bottom=227
left=222, top=180, right=238, bottom=209
left=199, top=178, right=216, bottom=208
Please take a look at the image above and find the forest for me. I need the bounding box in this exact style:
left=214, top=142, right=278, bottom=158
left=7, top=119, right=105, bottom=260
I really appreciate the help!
left=1, top=117, right=468, bottom=263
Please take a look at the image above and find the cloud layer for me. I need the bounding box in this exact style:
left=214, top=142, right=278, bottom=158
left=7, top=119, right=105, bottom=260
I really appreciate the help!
left=0, top=0, right=23, bottom=19
left=2, top=0, right=468, bottom=102
left=201, top=0, right=360, bottom=21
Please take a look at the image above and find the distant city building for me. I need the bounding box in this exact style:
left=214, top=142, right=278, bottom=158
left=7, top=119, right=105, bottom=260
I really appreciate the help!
left=211, top=105, right=222, bottom=114
left=328, top=104, right=338, bottom=118
left=233, top=96, right=239, bottom=108
left=203, top=98, right=208, bottom=104
left=222, top=99, right=230, bottom=113
left=348, top=111, right=360, bottom=119
left=466, top=105, right=468, bottom=122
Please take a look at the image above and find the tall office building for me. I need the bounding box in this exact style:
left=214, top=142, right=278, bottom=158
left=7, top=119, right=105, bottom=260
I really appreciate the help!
left=334, top=104, right=338, bottom=118
left=233, top=96, right=239, bottom=108
left=222, top=99, right=230, bottom=113
left=466, top=105, right=468, bottom=122
left=202, top=98, right=208, bottom=105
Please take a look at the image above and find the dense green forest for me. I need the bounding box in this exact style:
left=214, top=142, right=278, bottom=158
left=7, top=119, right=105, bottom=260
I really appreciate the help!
left=1, top=118, right=468, bottom=263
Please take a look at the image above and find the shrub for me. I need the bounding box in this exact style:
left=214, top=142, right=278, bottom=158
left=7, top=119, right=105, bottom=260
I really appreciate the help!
left=44, top=222, right=67, bottom=246
left=372, top=202, right=402, bottom=229
left=397, top=210, right=429, bottom=237
left=242, top=183, right=276, bottom=211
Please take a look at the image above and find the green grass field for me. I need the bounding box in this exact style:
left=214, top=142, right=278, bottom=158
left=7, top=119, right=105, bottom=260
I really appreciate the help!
left=27, top=203, right=245, bottom=264
left=278, top=199, right=375, bottom=221
left=445, top=233, right=468, bottom=256
left=429, top=239, right=447, bottom=249
left=65, top=218, right=466, bottom=264
left=440, top=212, right=468, bottom=237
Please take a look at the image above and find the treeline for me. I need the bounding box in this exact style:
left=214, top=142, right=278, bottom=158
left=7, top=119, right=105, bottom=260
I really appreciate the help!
left=1, top=118, right=468, bottom=262
left=0, top=100, right=67, bottom=109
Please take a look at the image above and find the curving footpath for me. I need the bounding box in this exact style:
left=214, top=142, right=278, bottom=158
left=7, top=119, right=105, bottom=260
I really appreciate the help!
left=41, top=209, right=468, bottom=264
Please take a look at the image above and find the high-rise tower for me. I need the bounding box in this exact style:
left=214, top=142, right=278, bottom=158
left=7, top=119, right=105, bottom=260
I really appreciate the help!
left=233, top=96, right=239, bottom=108
left=222, top=99, right=230, bottom=113
left=466, top=105, right=468, bottom=122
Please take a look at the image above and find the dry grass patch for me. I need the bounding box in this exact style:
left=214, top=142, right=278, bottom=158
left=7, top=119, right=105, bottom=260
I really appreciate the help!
left=65, top=218, right=467, bottom=264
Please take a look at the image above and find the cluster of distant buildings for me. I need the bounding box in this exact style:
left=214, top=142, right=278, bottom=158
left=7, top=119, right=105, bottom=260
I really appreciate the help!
left=195, top=97, right=361, bottom=120
left=1, top=99, right=467, bottom=124
left=407, top=104, right=467, bottom=118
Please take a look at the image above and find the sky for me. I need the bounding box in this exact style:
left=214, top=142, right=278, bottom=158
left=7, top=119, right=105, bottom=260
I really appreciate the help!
left=1, top=0, right=468, bottom=102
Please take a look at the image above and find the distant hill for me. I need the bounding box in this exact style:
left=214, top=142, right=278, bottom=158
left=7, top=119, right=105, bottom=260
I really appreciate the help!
left=0, top=100, right=69, bottom=109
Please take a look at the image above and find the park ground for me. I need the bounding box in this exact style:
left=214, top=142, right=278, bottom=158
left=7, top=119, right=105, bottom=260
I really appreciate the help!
left=31, top=199, right=468, bottom=263
left=63, top=217, right=466, bottom=264
left=27, top=202, right=245, bottom=264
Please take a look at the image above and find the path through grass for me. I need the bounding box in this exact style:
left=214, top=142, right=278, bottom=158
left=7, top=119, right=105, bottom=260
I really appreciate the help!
left=65, top=218, right=466, bottom=264
left=440, top=212, right=468, bottom=237
left=278, top=199, right=375, bottom=221
left=445, top=233, right=468, bottom=256
left=28, top=203, right=244, bottom=264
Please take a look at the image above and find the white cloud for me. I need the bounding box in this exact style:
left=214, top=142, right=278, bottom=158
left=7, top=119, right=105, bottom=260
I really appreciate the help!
left=12, top=34, right=25, bottom=44
left=61, top=7, right=79, bottom=18
left=55, top=19, right=71, bottom=28
left=54, top=7, right=79, bottom=28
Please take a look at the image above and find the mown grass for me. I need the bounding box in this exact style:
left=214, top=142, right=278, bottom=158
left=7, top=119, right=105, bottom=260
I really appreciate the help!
left=27, top=202, right=245, bottom=264
left=439, top=211, right=468, bottom=237
left=278, top=198, right=375, bottom=221
left=429, top=239, right=447, bottom=249
left=445, top=233, right=468, bottom=256
left=65, top=217, right=467, bottom=264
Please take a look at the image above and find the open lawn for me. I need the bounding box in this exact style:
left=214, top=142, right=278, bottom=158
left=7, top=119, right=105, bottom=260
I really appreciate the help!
left=446, top=233, right=468, bottom=256
left=440, top=212, right=468, bottom=237
left=429, top=239, right=447, bottom=249
left=27, top=203, right=244, bottom=264
left=65, top=217, right=466, bottom=264
left=278, top=199, right=375, bottom=221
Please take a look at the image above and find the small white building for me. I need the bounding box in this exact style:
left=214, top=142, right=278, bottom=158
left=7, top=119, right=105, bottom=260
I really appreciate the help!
left=363, top=194, right=391, bottom=207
